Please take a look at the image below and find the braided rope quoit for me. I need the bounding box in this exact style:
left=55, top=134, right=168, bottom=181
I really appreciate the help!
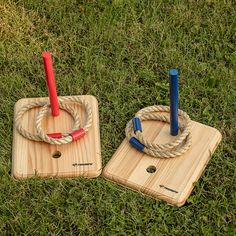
left=125, top=105, right=192, bottom=158
left=15, top=97, right=93, bottom=145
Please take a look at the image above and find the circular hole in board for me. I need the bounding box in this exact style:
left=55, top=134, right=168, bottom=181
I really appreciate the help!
left=52, top=151, right=61, bottom=159
left=146, top=165, right=156, bottom=173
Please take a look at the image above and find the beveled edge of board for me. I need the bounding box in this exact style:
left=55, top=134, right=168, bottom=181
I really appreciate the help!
left=176, top=127, right=222, bottom=206
left=103, top=123, right=222, bottom=207
left=12, top=95, right=102, bottom=179
left=14, top=94, right=98, bottom=109
left=12, top=164, right=103, bottom=179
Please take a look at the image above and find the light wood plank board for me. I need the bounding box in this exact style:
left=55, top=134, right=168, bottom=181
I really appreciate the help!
left=12, top=95, right=102, bottom=179
left=103, top=120, right=222, bottom=206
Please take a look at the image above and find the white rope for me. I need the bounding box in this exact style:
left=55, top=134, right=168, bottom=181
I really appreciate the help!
left=15, top=97, right=93, bottom=145
left=126, top=105, right=192, bottom=158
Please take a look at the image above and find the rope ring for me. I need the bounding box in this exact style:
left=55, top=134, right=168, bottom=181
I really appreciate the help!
left=15, top=97, right=93, bottom=145
left=125, top=105, right=192, bottom=158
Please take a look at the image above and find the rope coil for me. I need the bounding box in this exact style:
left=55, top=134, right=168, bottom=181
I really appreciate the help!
left=15, top=96, right=93, bottom=145
left=125, top=105, right=192, bottom=158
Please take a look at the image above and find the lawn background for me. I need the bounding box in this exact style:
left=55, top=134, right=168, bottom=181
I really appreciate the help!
left=0, top=0, right=235, bottom=235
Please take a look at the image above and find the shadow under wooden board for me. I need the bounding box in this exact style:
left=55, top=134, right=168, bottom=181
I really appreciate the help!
left=12, top=95, right=101, bottom=179
left=103, top=119, right=222, bottom=206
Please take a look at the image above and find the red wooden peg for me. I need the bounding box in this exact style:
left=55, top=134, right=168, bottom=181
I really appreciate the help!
left=42, top=51, right=60, bottom=117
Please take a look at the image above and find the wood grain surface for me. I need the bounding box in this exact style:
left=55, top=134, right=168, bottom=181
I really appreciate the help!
left=103, top=120, right=221, bottom=206
left=12, top=95, right=101, bottom=179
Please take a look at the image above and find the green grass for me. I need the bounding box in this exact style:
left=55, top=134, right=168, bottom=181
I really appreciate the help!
left=0, top=0, right=236, bottom=234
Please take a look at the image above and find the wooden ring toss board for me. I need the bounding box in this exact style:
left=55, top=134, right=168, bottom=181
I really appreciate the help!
left=103, top=118, right=221, bottom=206
left=12, top=95, right=101, bottom=179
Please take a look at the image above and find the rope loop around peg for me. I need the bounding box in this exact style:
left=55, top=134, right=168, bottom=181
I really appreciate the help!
left=125, top=105, right=192, bottom=158
left=15, top=96, right=93, bottom=145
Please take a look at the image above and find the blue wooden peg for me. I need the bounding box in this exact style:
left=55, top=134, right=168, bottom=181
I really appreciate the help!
left=169, top=69, right=179, bottom=136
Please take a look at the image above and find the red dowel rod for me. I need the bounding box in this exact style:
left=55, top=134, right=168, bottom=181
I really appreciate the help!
left=42, top=51, right=60, bottom=117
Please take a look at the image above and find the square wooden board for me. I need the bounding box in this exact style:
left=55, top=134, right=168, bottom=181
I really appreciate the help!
left=12, top=95, right=101, bottom=179
left=103, top=120, right=221, bottom=206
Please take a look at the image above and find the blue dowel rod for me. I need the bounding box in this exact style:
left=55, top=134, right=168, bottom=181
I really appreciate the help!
left=169, top=69, right=179, bottom=136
